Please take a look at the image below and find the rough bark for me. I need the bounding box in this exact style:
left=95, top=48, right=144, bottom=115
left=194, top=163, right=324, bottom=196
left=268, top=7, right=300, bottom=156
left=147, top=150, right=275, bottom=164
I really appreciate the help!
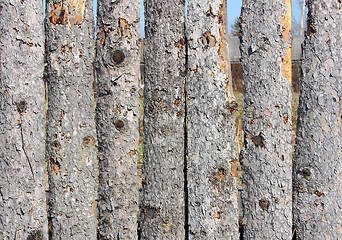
left=293, top=1, right=342, bottom=239
left=95, top=0, right=140, bottom=239
left=0, top=1, right=48, bottom=239
left=187, top=0, right=239, bottom=238
left=140, top=0, right=186, bottom=238
left=240, top=0, right=293, bottom=239
left=45, top=0, right=98, bottom=238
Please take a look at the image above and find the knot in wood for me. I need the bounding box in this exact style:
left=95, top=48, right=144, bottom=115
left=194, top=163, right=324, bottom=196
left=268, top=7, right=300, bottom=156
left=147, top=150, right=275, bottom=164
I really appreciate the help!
left=27, top=229, right=43, bottom=240
left=16, top=100, right=27, bottom=114
left=114, top=119, right=125, bottom=130
left=51, top=140, right=61, bottom=150
left=259, top=198, right=269, bottom=212
left=301, top=167, right=311, bottom=179
left=82, top=136, right=95, bottom=147
left=112, top=50, right=125, bottom=64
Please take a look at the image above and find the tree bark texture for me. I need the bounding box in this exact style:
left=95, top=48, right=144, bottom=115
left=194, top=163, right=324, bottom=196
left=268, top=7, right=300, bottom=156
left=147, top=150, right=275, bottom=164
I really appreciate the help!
left=293, top=1, right=342, bottom=239
left=140, top=0, right=186, bottom=238
left=0, top=1, right=48, bottom=239
left=45, top=0, right=98, bottom=238
left=95, top=0, right=140, bottom=239
left=187, top=0, right=239, bottom=238
left=240, top=0, right=293, bottom=239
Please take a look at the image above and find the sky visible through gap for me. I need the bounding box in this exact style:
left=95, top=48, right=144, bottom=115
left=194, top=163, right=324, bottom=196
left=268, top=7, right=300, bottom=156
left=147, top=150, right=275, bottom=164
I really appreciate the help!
left=43, top=0, right=304, bottom=37
left=93, top=0, right=305, bottom=38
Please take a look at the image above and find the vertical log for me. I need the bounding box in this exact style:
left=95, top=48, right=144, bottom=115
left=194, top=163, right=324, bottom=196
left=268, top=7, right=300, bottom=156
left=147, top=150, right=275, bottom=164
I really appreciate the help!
left=187, top=0, right=239, bottom=238
left=95, top=0, right=140, bottom=239
left=45, top=0, right=98, bottom=238
left=294, top=1, right=342, bottom=239
left=0, top=1, right=48, bottom=238
left=140, top=0, right=186, bottom=238
left=240, top=0, right=293, bottom=239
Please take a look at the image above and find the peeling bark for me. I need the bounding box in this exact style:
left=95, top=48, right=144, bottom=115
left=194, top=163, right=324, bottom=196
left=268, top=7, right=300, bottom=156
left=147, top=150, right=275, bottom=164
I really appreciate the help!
left=240, top=0, right=293, bottom=239
left=187, top=0, right=239, bottom=238
left=45, top=0, right=98, bottom=238
left=50, top=0, right=86, bottom=27
left=293, top=1, right=342, bottom=239
left=0, top=1, right=48, bottom=239
left=95, top=0, right=140, bottom=239
left=140, top=0, right=186, bottom=238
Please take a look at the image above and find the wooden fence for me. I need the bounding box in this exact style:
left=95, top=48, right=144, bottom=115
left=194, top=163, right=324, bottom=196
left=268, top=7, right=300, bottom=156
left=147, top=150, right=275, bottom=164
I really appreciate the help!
left=0, top=0, right=341, bottom=239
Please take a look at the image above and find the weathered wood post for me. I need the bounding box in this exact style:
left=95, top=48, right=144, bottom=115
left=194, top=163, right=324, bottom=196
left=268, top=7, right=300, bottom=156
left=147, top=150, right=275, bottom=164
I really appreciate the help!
left=95, top=0, right=140, bottom=238
left=240, top=0, right=293, bottom=239
left=187, top=0, right=239, bottom=238
left=45, top=0, right=98, bottom=238
left=140, top=0, right=186, bottom=238
left=293, top=1, right=342, bottom=239
left=0, top=0, right=48, bottom=238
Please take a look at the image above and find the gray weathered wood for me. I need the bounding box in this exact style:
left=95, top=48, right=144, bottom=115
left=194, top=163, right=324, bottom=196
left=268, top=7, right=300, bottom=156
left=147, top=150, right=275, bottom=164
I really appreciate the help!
left=293, top=1, right=342, bottom=239
left=140, top=0, right=186, bottom=238
left=0, top=1, right=48, bottom=239
left=95, top=0, right=140, bottom=239
left=45, top=0, right=98, bottom=238
left=240, top=0, right=293, bottom=239
left=187, top=0, right=239, bottom=238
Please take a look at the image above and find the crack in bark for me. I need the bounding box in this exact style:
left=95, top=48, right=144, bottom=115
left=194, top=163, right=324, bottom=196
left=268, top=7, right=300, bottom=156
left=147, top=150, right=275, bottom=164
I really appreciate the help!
left=18, top=118, right=35, bottom=181
left=184, top=26, right=189, bottom=240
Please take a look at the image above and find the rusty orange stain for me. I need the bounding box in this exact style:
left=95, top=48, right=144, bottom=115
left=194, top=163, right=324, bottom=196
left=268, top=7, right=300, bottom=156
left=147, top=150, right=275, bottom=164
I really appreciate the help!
left=114, top=105, right=121, bottom=114
left=215, top=168, right=225, bottom=181
left=282, top=45, right=292, bottom=84
left=51, top=0, right=86, bottom=27
left=19, top=41, right=33, bottom=47
left=229, top=159, right=238, bottom=177
left=127, top=149, right=138, bottom=156
left=281, top=0, right=292, bottom=84
left=49, top=156, right=60, bottom=175
left=61, top=45, right=66, bottom=54
left=90, top=199, right=98, bottom=217
left=281, top=0, right=292, bottom=42
left=218, top=0, right=235, bottom=103
left=314, top=191, right=325, bottom=197
left=174, top=97, right=181, bottom=106
left=217, top=212, right=221, bottom=219
left=51, top=2, right=65, bottom=25
left=59, top=110, right=65, bottom=119
left=201, top=31, right=216, bottom=47
left=118, top=18, right=132, bottom=39
left=98, top=27, right=106, bottom=45
left=174, top=38, right=185, bottom=49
